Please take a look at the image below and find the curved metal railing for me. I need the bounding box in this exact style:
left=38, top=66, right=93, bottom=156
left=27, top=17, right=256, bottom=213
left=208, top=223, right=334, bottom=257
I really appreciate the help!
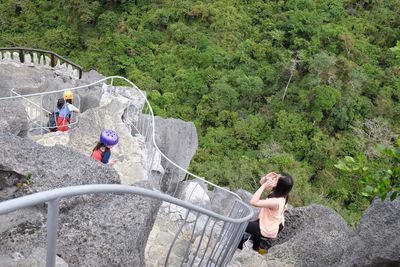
left=0, top=76, right=253, bottom=266
left=0, top=185, right=253, bottom=267
left=0, top=47, right=83, bottom=79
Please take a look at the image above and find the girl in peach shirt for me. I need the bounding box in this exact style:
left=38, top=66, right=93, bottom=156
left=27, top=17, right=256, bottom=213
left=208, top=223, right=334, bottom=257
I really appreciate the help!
left=237, top=172, right=293, bottom=254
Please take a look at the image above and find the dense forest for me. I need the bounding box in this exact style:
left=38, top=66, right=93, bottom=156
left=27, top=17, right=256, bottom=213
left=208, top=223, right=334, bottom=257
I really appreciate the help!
left=1, top=0, right=399, bottom=225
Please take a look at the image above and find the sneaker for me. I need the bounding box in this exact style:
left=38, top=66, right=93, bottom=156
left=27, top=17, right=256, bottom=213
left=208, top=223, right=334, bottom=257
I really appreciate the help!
left=258, top=248, right=268, bottom=255
left=243, top=239, right=253, bottom=250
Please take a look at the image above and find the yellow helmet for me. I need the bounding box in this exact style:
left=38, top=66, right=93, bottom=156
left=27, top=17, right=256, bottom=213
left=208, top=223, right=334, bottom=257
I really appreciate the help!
left=63, top=90, right=73, bottom=100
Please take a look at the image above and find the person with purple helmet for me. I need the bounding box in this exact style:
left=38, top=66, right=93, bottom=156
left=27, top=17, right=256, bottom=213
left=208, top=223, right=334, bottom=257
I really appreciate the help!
left=91, top=129, right=119, bottom=165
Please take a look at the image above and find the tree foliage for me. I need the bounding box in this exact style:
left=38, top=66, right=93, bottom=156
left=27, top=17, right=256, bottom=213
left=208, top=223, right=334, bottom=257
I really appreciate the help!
left=336, top=139, right=400, bottom=201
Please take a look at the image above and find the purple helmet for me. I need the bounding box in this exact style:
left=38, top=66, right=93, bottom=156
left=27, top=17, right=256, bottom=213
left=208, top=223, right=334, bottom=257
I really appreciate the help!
left=100, top=129, right=119, bottom=146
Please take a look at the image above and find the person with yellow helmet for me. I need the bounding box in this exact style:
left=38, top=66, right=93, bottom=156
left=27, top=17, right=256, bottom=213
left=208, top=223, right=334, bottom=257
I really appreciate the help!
left=63, top=90, right=73, bottom=101
left=57, top=90, right=80, bottom=131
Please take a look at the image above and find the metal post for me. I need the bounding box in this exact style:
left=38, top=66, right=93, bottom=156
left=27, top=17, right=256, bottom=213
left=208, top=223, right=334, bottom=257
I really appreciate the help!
left=46, top=198, right=60, bottom=267
left=40, top=95, right=43, bottom=135
left=19, top=49, right=24, bottom=63
left=50, top=54, right=55, bottom=68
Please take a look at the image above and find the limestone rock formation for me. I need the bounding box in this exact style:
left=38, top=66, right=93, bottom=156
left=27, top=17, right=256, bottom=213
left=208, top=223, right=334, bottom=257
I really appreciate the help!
left=77, top=70, right=106, bottom=112
left=28, top=84, right=154, bottom=185
left=153, top=116, right=198, bottom=192
left=0, top=132, right=120, bottom=198
left=0, top=183, right=160, bottom=267
left=68, top=90, right=149, bottom=184
left=74, top=84, right=103, bottom=113
left=154, top=116, right=198, bottom=172
left=341, top=196, right=400, bottom=266
left=81, top=69, right=105, bottom=84
left=56, top=183, right=160, bottom=267
left=0, top=65, right=200, bottom=266
left=0, top=64, right=53, bottom=97
left=30, top=131, right=70, bottom=147
left=269, top=205, right=353, bottom=266
left=0, top=99, right=29, bottom=137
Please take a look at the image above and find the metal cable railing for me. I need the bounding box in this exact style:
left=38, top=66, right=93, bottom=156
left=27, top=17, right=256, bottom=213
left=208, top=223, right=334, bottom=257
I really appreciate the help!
left=0, top=76, right=253, bottom=266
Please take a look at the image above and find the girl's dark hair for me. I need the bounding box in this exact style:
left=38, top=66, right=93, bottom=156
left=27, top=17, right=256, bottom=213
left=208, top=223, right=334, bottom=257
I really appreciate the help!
left=92, top=142, right=108, bottom=152
left=66, top=99, right=72, bottom=104
left=57, top=98, right=65, bottom=109
left=268, top=172, right=294, bottom=202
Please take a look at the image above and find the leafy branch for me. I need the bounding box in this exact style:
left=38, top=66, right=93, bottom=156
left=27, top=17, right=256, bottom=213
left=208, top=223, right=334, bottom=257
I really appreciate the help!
left=335, top=139, right=400, bottom=201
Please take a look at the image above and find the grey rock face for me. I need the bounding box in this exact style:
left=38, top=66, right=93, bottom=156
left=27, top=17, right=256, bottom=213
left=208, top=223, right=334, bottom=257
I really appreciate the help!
left=75, top=84, right=103, bottom=113
left=0, top=133, right=120, bottom=200
left=0, top=171, right=23, bottom=198
left=0, top=64, right=53, bottom=97
left=0, top=208, right=43, bottom=235
left=0, top=99, right=29, bottom=137
left=0, top=247, right=68, bottom=267
left=39, top=77, right=74, bottom=113
left=0, top=208, right=47, bottom=262
left=68, top=92, right=149, bottom=185
left=0, top=64, right=105, bottom=115
left=81, top=69, right=105, bottom=84
left=0, top=184, right=160, bottom=267
left=341, top=196, right=400, bottom=267
left=0, top=80, right=14, bottom=96
left=32, top=74, right=103, bottom=114
left=153, top=117, right=198, bottom=192
left=57, top=183, right=160, bottom=267
left=267, top=205, right=353, bottom=267
left=235, top=189, right=259, bottom=221
left=154, top=117, right=198, bottom=171
left=75, top=70, right=106, bottom=112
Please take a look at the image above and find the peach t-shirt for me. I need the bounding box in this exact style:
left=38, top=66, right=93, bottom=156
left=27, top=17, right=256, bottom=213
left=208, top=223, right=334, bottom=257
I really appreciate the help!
left=259, top=197, right=286, bottom=238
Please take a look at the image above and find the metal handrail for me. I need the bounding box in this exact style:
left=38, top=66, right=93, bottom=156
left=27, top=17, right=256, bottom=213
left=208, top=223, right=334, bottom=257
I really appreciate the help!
left=0, top=185, right=253, bottom=267
left=0, top=184, right=250, bottom=223
left=0, top=47, right=82, bottom=79
left=10, top=88, right=52, bottom=115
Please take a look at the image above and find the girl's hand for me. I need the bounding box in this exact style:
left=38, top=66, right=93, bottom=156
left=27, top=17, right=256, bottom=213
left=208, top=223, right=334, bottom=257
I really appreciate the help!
left=109, top=159, right=117, bottom=166
left=259, top=172, right=278, bottom=185
left=263, top=178, right=278, bottom=189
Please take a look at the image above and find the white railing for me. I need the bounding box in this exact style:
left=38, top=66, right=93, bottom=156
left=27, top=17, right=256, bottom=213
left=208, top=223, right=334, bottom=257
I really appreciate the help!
left=9, top=88, right=80, bottom=135
left=0, top=76, right=253, bottom=266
